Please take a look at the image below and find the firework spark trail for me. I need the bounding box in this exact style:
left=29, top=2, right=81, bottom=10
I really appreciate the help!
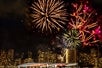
left=31, top=0, right=68, bottom=33
left=70, top=2, right=98, bottom=46
left=56, top=29, right=81, bottom=48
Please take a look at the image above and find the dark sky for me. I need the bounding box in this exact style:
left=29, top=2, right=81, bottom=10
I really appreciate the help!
left=0, top=0, right=52, bottom=51
left=0, top=0, right=102, bottom=52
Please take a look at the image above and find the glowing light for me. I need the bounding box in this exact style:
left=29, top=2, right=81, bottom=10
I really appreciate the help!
left=31, top=0, right=68, bottom=33
left=93, top=26, right=102, bottom=41
left=56, top=29, right=81, bottom=48
left=93, top=26, right=101, bottom=35
left=83, top=5, right=89, bottom=13
left=70, top=2, right=98, bottom=46
left=83, top=4, right=91, bottom=13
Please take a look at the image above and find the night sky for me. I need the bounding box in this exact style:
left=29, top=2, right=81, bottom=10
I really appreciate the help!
left=0, top=0, right=102, bottom=52
left=0, top=0, right=54, bottom=52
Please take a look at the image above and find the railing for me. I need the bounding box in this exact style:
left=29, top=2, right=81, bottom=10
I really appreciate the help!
left=18, top=63, right=78, bottom=68
left=0, top=66, right=17, bottom=68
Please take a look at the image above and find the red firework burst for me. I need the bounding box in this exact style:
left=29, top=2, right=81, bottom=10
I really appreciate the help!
left=69, top=1, right=99, bottom=46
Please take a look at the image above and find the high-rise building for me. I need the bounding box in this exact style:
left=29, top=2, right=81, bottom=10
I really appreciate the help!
left=7, top=49, right=14, bottom=60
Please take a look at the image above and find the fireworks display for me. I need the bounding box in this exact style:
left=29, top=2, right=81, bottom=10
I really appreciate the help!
left=92, top=26, right=102, bottom=41
left=56, top=29, right=80, bottom=48
left=62, top=29, right=81, bottom=48
left=31, top=0, right=68, bottom=33
left=69, top=2, right=99, bottom=46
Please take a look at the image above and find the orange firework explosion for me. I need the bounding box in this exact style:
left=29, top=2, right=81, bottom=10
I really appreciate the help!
left=69, top=2, right=99, bottom=46
left=31, top=0, right=68, bottom=33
